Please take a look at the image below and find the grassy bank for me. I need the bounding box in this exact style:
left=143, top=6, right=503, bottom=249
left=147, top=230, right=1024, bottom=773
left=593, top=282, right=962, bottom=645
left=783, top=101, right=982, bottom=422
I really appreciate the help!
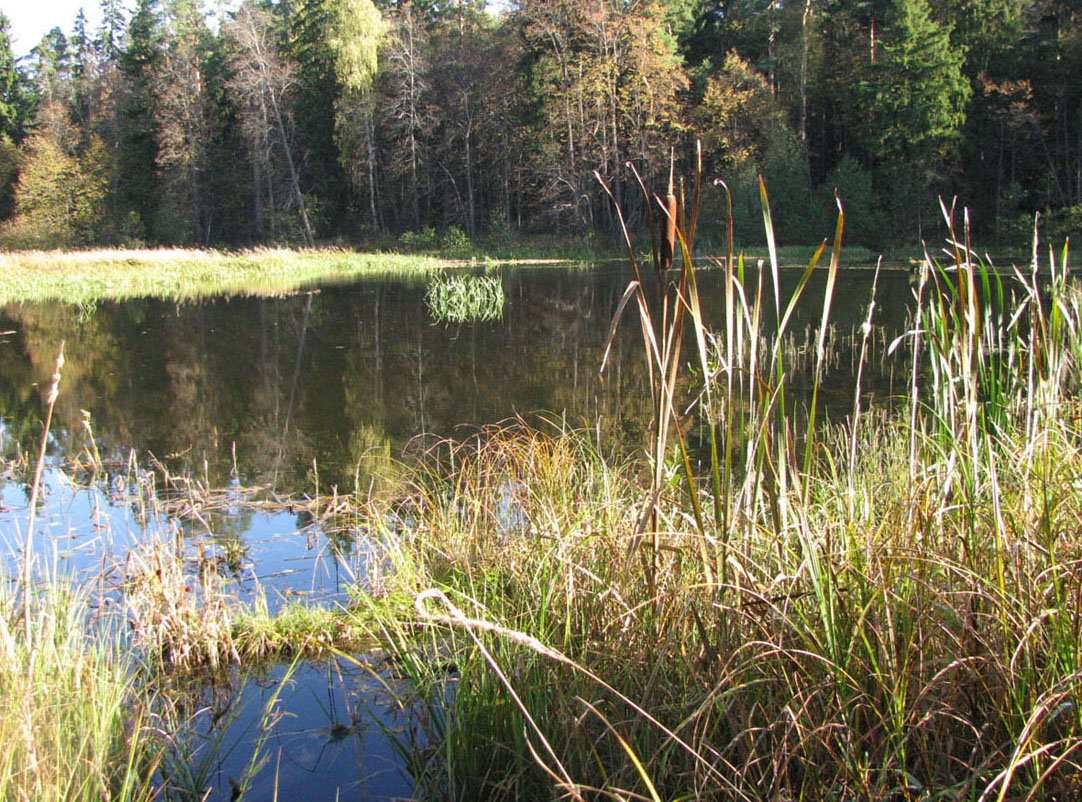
left=0, top=240, right=910, bottom=307
left=0, top=247, right=447, bottom=304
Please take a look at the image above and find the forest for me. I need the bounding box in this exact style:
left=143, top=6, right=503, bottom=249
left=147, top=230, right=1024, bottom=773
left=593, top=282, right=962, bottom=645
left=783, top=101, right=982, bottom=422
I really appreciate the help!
left=0, top=0, right=1078, bottom=251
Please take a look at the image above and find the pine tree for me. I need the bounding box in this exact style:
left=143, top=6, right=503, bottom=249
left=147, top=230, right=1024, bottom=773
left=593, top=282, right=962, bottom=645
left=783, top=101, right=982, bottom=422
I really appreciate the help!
left=864, top=0, right=969, bottom=171
left=99, top=0, right=127, bottom=61
left=119, top=0, right=164, bottom=240
left=289, top=0, right=345, bottom=234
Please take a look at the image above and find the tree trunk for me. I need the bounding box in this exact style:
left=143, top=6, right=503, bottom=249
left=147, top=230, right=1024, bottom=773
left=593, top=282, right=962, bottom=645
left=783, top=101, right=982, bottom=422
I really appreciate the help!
left=270, top=93, right=314, bottom=247
left=364, top=102, right=380, bottom=232
left=252, top=157, right=265, bottom=240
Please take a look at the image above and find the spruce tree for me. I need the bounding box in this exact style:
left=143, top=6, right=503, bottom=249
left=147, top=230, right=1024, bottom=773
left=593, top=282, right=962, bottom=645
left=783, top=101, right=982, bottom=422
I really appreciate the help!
left=0, top=13, right=30, bottom=142
left=861, top=0, right=970, bottom=233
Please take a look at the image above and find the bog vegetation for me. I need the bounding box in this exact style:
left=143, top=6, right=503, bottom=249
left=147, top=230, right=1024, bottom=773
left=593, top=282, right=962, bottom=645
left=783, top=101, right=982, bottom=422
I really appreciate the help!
left=3, top=159, right=1080, bottom=798
left=0, top=0, right=1079, bottom=253
left=0, top=247, right=445, bottom=303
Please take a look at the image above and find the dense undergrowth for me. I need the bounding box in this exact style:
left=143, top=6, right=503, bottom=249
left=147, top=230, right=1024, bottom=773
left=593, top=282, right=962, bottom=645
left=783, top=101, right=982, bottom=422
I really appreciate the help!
left=340, top=182, right=1082, bottom=799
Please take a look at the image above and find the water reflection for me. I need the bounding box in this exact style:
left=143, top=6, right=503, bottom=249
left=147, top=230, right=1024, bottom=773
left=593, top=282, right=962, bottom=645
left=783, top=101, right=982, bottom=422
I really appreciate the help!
left=0, top=264, right=915, bottom=498
left=172, top=656, right=418, bottom=801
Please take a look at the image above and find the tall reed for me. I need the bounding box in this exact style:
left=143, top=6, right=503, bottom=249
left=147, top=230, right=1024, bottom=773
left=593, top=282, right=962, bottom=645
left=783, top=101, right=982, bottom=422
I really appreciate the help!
left=0, top=576, right=163, bottom=802
left=352, top=166, right=1082, bottom=800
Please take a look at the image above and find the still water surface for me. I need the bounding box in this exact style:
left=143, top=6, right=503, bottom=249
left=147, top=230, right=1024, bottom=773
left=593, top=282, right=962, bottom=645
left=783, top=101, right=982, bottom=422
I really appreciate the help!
left=0, top=262, right=914, bottom=799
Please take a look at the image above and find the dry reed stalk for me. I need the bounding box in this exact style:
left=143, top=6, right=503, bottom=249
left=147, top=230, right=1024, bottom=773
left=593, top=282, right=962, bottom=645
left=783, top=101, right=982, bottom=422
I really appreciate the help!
left=21, top=340, right=63, bottom=651
left=413, top=587, right=748, bottom=797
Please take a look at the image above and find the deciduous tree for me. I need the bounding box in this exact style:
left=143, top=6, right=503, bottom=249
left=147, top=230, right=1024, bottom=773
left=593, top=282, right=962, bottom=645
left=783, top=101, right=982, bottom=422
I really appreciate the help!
left=327, top=0, right=386, bottom=231
left=226, top=2, right=314, bottom=244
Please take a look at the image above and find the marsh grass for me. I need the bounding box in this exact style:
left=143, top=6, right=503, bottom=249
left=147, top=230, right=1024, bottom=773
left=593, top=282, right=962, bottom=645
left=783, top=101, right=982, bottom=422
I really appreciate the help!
left=0, top=247, right=444, bottom=304
left=337, top=175, right=1082, bottom=800
left=0, top=338, right=165, bottom=802
left=0, top=578, right=163, bottom=802
left=425, top=274, right=505, bottom=323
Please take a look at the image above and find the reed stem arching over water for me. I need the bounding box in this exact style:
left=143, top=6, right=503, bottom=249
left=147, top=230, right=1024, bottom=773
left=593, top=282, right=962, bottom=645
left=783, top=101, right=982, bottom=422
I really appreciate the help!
left=349, top=179, right=1082, bottom=799
left=2, top=170, right=1079, bottom=799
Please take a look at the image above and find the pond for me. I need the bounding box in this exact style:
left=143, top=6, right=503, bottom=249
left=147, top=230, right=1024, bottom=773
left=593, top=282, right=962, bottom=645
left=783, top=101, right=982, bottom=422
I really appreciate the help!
left=0, top=261, right=916, bottom=800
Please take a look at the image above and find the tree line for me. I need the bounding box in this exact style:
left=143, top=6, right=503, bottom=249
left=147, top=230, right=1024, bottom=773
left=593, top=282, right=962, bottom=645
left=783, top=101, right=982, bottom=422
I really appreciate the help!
left=0, top=0, right=1077, bottom=250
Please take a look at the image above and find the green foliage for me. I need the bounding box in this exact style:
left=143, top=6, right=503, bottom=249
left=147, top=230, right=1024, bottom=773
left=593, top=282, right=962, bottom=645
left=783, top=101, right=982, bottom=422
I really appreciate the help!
left=0, top=12, right=31, bottom=141
left=820, top=155, right=887, bottom=247
left=938, top=0, right=1021, bottom=75
left=425, top=273, right=504, bottom=322
left=696, top=52, right=817, bottom=243
left=696, top=51, right=785, bottom=170
left=328, top=0, right=385, bottom=94
left=0, top=133, right=108, bottom=248
left=119, top=0, right=164, bottom=242
left=329, top=0, right=387, bottom=228
left=0, top=133, right=17, bottom=219
left=517, top=0, right=688, bottom=231
left=861, top=0, right=971, bottom=173
left=760, top=127, right=817, bottom=242
left=1041, top=203, right=1082, bottom=244
left=399, top=225, right=469, bottom=250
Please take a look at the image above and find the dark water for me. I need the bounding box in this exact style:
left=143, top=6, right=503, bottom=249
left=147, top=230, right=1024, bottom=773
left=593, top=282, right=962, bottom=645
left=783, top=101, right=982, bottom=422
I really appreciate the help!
left=0, top=263, right=913, bottom=496
left=0, top=262, right=915, bottom=800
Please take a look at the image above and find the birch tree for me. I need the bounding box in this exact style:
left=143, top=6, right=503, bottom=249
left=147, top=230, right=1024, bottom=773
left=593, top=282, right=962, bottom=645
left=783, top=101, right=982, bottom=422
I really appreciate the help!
left=226, top=2, right=314, bottom=244
left=327, top=0, right=386, bottom=231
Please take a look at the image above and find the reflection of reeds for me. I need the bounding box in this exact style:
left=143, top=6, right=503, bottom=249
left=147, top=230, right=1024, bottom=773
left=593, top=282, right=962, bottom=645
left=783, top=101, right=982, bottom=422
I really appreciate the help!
left=425, top=273, right=505, bottom=323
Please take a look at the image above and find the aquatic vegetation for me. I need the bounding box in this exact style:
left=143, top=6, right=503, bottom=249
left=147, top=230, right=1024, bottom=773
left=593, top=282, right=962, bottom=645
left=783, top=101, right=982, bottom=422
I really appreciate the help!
left=425, top=273, right=505, bottom=323
left=0, top=247, right=445, bottom=304
left=346, top=178, right=1082, bottom=800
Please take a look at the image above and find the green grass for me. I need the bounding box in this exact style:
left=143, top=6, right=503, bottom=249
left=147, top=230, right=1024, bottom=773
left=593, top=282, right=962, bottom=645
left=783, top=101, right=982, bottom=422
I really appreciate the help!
left=0, top=246, right=446, bottom=304
left=0, top=580, right=163, bottom=802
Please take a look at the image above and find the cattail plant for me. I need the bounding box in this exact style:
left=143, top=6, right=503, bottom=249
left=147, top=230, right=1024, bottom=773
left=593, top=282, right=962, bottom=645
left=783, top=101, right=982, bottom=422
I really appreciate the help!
left=21, top=341, right=64, bottom=650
